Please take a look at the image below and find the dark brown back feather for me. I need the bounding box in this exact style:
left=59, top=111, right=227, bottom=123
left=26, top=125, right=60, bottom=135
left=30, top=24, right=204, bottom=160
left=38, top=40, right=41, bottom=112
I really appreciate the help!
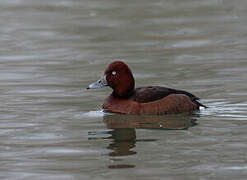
left=131, top=86, right=206, bottom=108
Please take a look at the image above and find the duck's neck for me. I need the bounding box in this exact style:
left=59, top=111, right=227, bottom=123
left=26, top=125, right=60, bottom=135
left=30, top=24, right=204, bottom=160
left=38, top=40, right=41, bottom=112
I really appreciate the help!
left=112, top=88, right=135, bottom=98
left=113, top=75, right=135, bottom=97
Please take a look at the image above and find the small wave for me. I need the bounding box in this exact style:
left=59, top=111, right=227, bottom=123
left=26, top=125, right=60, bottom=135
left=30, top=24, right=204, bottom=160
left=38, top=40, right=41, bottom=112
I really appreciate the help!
left=75, top=110, right=105, bottom=118
left=199, top=99, right=247, bottom=120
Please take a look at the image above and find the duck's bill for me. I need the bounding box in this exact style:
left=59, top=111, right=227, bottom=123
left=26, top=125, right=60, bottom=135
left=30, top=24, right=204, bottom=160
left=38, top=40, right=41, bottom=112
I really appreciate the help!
left=87, top=76, right=107, bottom=89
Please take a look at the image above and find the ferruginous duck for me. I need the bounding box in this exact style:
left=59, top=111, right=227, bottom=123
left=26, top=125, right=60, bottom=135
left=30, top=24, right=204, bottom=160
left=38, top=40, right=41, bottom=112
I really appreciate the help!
left=87, top=61, right=206, bottom=115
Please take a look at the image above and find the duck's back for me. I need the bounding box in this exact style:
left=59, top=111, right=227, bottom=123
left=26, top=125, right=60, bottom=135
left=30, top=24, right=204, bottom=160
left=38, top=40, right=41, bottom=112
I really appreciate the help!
left=131, top=86, right=198, bottom=103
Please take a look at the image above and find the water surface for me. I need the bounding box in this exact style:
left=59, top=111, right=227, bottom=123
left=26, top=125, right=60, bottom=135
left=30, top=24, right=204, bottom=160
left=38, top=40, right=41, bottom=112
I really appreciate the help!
left=1, top=0, right=247, bottom=179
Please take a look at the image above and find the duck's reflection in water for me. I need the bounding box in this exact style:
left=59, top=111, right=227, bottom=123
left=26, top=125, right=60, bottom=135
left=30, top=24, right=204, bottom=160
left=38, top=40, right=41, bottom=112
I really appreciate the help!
left=103, top=113, right=197, bottom=130
left=107, top=128, right=136, bottom=169
left=107, top=128, right=136, bottom=157
left=103, top=113, right=197, bottom=169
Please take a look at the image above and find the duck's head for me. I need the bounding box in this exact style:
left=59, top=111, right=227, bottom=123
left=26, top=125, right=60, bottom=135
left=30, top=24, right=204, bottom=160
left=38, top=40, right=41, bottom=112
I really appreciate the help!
left=87, top=61, right=135, bottom=97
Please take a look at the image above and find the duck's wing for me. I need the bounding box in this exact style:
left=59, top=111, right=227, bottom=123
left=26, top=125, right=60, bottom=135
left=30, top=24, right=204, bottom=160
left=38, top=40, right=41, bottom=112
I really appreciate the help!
left=132, top=86, right=207, bottom=108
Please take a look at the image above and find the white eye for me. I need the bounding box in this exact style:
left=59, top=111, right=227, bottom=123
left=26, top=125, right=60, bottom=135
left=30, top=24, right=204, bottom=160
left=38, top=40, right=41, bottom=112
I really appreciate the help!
left=112, top=71, right=116, bottom=75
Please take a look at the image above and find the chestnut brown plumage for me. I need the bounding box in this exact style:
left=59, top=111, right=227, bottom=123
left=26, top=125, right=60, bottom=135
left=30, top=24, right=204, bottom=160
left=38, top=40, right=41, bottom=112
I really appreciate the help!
left=88, top=61, right=207, bottom=115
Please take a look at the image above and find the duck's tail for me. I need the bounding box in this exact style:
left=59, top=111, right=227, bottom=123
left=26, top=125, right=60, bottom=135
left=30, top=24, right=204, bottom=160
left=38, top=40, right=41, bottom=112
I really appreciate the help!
left=193, top=100, right=208, bottom=108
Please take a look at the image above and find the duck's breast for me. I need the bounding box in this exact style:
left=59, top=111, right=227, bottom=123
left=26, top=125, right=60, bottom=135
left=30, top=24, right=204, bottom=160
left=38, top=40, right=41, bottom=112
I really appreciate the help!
left=103, top=94, right=141, bottom=114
